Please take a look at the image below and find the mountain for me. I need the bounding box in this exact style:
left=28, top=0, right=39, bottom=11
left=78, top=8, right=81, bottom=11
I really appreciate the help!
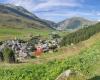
left=0, top=4, right=56, bottom=29
left=57, top=17, right=97, bottom=30
left=0, top=4, right=98, bottom=31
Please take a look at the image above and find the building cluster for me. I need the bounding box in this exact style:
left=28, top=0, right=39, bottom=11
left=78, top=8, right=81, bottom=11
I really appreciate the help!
left=0, top=37, right=61, bottom=61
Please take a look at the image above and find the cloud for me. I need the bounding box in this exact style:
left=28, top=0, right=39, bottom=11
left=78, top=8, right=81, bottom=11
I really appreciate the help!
left=96, top=13, right=100, bottom=16
left=36, top=8, right=95, bottom=17
left=35, top=10, right=100, bottom=22
left=33, top=0, right=82, bottom=11
left=5, top=0, right=82, bottom=12
left=2, top=0, right=100, bottom=22
left=6, top=0, right=36, bottom=11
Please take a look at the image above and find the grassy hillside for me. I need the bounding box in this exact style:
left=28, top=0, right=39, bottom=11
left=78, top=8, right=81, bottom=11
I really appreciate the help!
left=0, top=13, right=67, bottom=41
left=0, top=13, right=52, bottom=29
left=0, top=27, right=52, bottom=40
left=35, top=32, right=100, bottom=63
left=0, top=12, right=55, bottom=40
left=0, top=4, right=56, bottom=29
left=0, top=40, right=100, bottom=80
left=0, top=27, right=68, bottom=41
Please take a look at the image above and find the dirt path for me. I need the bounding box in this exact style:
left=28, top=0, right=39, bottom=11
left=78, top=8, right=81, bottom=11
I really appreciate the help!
left=32, top=33, right=100, bottom=64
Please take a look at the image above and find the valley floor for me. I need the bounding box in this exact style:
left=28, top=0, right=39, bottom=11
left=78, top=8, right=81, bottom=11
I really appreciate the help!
left=0, top=28, right=68, bottom=41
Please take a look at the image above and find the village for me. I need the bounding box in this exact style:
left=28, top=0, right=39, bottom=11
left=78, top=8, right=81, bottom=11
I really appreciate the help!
left=0, top=32, right=61, bottom=63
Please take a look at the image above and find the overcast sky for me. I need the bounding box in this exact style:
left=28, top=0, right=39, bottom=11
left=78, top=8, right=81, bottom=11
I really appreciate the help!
left=0, top=0, right=100, bottom=22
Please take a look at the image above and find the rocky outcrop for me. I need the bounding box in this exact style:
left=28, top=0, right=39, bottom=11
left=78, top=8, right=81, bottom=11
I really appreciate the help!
left=55, top=70, right=86, bottom=80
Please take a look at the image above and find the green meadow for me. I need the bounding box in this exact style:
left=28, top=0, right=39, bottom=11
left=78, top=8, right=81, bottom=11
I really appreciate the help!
left=0, top=28, right=68, bottom=41
left=0, top=41, right=100, bottom=80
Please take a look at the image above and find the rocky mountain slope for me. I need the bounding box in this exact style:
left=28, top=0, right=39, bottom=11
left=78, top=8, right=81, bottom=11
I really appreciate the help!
left=57, top=17, right=97, bottom=30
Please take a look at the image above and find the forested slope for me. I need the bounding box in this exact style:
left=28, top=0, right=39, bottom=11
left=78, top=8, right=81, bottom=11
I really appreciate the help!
left=61, top=22, right=100, bottom=46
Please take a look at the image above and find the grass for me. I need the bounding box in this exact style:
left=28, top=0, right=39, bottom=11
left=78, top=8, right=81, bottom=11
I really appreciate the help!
left=0, top=40, right=100, bottom=80
left=0, top=27, right=100, bottom=80
left=0, top=28, right=51, bottom=41
left=0, top=27, right=68, bottom=41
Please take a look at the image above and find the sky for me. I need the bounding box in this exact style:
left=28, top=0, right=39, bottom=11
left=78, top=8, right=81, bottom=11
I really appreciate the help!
left=0, top=0, right=100, bottom=22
